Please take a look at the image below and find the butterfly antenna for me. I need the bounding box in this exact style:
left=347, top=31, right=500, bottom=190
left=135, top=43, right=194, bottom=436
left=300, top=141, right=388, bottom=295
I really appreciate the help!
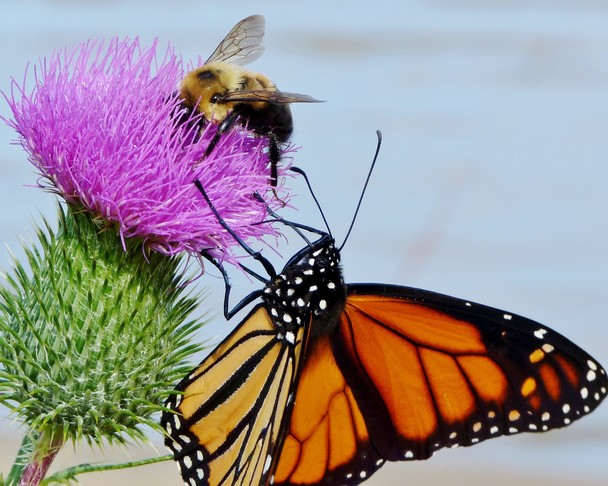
left=194, top=179, right=276, bottom=278
left=253, top=192, right=328, bottom=244
left=339, top=130, right=382, bottom=251
left=290, top=166, right=332, bottom=237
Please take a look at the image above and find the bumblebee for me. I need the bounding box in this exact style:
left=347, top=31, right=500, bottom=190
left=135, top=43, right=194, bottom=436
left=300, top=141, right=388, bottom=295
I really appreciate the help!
left=180, top=14, right=320, bottom=187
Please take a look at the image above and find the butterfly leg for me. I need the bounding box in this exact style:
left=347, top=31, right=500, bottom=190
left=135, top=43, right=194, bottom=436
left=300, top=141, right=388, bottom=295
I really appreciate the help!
left=200, top=251, right=264, bottom=320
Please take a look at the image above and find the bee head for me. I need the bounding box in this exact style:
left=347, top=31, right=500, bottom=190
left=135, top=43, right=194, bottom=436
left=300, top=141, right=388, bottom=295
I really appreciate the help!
left=179, top=62, right=243, bottom=123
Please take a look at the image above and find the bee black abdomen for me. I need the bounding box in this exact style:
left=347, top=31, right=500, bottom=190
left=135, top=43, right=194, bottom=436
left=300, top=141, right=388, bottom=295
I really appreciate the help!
left=265, top=104, right=293, bottom=143
left=234, top=103, right=293, bottom=143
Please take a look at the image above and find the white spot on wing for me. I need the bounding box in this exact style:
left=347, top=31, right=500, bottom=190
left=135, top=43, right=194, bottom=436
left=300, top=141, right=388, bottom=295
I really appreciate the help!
left=263, top=455, right=272, bottom=473
left=542, top=343, right=554, bottom=353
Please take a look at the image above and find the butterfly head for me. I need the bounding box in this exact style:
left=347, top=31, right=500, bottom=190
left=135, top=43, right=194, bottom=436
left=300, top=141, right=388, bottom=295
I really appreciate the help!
left=263, top=233, right=346, bottom=338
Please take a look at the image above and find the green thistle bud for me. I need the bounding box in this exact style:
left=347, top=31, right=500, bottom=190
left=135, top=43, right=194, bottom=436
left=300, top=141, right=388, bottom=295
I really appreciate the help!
left=0, top=206, right=204, bottom=483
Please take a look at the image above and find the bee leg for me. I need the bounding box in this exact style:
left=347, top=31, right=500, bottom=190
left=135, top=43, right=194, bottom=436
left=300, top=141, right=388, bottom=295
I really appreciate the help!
left=268, top=133, right=288, bottom=206
left=268, top=134, right=280, bottom=187
left=203, top=111, right=240, bottom=158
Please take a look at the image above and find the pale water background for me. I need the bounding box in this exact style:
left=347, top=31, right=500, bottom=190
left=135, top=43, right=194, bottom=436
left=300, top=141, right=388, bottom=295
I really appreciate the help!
left=1, top=1, right=607, bottom=485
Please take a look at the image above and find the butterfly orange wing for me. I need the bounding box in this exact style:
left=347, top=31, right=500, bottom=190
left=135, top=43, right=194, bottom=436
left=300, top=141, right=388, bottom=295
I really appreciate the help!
left=272, top=284, right=607, bottom=485
left=272, top=336, right=385, bottom=485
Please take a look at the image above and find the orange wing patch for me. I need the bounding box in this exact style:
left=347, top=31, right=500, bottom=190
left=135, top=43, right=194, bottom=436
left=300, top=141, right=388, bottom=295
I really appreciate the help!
left=347, top=296, right=486, bottom=353
left=272, top=337, right=373, bottom=485
left=341, top=295, right=510, bottom=445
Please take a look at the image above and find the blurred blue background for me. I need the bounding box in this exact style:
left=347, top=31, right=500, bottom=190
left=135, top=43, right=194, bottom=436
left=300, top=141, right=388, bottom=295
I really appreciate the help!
left=1, top=1, right=606, bottom=485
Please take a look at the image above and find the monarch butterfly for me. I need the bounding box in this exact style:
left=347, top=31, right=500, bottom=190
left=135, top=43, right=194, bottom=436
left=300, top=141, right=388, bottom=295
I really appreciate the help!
left=161, top=156, right=607, bottom=486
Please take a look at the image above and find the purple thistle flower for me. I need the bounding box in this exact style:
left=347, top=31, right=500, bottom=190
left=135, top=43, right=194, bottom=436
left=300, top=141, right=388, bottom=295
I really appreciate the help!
left=3, top=37, right=293, bottom=261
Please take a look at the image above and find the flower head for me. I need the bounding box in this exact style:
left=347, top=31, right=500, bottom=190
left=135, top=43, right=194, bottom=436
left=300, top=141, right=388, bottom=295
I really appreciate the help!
left=4, top=37, right=292, bottom=262
left=0, top=207, right=204, bottom=448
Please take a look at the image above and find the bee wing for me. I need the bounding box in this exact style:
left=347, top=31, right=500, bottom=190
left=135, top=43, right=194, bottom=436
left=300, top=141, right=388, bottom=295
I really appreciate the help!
left=205, top=15, right=266, bottom=66
left=219, top=89, right=324, bottom=104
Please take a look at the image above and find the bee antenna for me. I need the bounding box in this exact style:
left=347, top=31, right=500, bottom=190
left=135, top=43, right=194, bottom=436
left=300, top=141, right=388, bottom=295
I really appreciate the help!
left=339, top=130, right=382, bottom=251
left=290, top=166, right=332, bottom=237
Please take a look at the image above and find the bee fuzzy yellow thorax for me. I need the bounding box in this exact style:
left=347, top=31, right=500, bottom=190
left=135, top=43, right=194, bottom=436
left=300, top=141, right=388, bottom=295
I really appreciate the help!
left=180, top=61, right=246, bottom=123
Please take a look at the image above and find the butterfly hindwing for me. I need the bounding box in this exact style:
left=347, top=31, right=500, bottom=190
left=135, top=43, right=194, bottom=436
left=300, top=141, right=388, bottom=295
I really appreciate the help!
left=162, top=305, right=306, bottom=486
left=272, top=336, right=384, bottom=485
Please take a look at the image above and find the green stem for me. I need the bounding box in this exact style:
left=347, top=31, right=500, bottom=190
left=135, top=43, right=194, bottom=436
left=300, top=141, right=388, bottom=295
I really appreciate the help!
left=5, top=433, right=36, bottom=486
left=5, top=430, right=63, bottom=486
left=39, top=454, right=173, bottom=485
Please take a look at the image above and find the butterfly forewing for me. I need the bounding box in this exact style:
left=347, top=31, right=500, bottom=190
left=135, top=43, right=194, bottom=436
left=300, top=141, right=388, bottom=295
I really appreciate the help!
left=162, top=306, right=305, bottom=486
left=335, top=284, right=607, bottom=462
